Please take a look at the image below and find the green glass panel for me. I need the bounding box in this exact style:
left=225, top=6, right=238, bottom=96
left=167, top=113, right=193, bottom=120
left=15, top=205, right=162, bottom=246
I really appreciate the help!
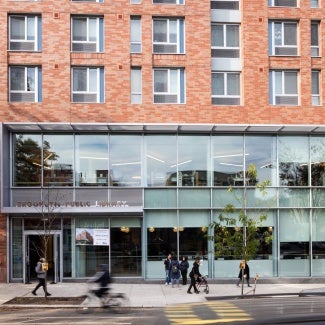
left=144, top=189, right=177, bottom=208
left=178, top=189, right=210, bottom=208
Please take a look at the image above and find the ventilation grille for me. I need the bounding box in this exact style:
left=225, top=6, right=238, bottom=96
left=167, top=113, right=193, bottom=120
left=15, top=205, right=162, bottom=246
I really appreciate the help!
left=10, top=92, right=35, bottom=102
left=72, top=43, right=97, bottom=52
left=73, top=93, right=97, bottom=103
left=154, top=94, right=178, bottom=103
left=10, top=41, right=35, bottom=51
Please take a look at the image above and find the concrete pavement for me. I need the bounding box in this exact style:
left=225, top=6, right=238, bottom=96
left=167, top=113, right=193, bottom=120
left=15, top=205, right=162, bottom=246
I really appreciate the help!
left=1, top=280, right=325, bottom=308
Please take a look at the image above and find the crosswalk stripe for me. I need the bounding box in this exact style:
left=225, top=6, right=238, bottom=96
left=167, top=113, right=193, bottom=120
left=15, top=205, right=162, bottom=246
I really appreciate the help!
left=165, top=301, right=252, bottom=324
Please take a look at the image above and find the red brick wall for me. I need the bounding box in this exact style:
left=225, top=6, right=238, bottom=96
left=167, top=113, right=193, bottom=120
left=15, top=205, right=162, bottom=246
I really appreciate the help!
left=1, top=0, right=324, bottom=125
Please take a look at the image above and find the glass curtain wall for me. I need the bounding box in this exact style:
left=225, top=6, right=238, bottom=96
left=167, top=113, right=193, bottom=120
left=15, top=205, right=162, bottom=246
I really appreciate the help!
left=13, top=134, right=42, bottom=186
left=109, top=135, right=142, bottom=186
left=75, top=135, right=109, bottom=186
left=9, top=132, right=325, bottom=279
left=43, top=134, right=74, bottom=187
left=145, top=135, right=177, bottom=186
left=178, top=135, right=210, bottom=186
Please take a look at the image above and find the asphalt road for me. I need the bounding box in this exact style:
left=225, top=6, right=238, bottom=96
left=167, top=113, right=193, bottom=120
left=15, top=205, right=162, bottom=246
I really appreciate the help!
left=1, top=296, right=325, bottom=324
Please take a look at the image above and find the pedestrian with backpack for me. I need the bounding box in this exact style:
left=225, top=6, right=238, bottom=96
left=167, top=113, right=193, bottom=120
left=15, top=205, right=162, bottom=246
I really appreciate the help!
left=169, top=255, right=180, bottom=288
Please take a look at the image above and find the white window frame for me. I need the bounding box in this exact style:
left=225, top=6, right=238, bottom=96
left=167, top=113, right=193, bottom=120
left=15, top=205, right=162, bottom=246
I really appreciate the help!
left=130, top=16, right=142, bottom=53
left=131, top=67, right=142, bottom=104
left=9, top=66, right=41, bottom=102
left=211, top=0, right=239, bottom=10
left=311, top=21, right=320, bottom=57
left=9, top=15, right=41, bottom=51
left=312, top=70, right=320, bottom=106
left=71, top=16, right=103, bottom=52
left=153, top=17, right=185, bottom=54
left=211, top=23, right=240, bottom=58
left=269, top=21, right=298, bottom=56
left=269, top=70, right=299, bottom=106
left=211, top=71, right=241, bottom=105
left=72, top=67, right=104, bottom=103
left=268, top=0, right=297, bottom=7
left=153, top=68, right=185, bottom=104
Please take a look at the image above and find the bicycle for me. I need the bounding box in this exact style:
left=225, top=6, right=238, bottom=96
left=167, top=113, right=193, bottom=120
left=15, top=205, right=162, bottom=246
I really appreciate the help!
left=82, top=284, right=128, bottom=311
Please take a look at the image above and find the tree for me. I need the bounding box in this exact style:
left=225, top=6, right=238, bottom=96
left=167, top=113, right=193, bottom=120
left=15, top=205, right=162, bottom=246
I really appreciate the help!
left=209, top=177, right=271, bottom=295
left=30, top=188, right=62, bottom=300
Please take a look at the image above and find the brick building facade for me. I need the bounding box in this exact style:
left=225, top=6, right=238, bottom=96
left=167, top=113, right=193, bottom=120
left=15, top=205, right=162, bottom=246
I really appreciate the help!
left=0, top=0, right=324, bottom=282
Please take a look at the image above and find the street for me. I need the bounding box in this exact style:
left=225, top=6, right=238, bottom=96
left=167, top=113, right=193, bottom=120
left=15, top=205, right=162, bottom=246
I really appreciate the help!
left=1, top=296, right=325, bottom=324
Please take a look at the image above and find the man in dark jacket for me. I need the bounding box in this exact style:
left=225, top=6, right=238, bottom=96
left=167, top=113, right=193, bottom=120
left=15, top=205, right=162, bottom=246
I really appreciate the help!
left=187, top=257, right=201, bottom=294
left=90, top=264, right=111, bottom=297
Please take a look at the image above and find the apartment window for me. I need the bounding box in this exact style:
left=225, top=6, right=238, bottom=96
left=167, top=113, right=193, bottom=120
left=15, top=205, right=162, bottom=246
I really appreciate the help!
left=9, top=66, right=42, bottom=102
left=268, top=21, right=298, bottom=56
left=212, top=72, right=240, bottom=105
left=210, top=0, right=239, bottom=10
left=71, top=16, right=103, bottom=52
left=153, top=18, right=184, bottom=54
left=130, top=0, right=141, bottom=3
left=269, top=70, right=298, bottom=105
left=268, top=0, right=297, bottom=7
left=153, top=0, right=184, bottom=4
left=311, top=0, right=319, bottom=7
left=131, top=67, right=142, bottom=104
left=9, top=15, right=41, bottom=51
left=312, top=70, right=320, bottom=106
left=311, top=21, right=320, bottom=57
left=130, top=16, right=141, bottom=53
left=72, top=67, right=104, bottom=103
left=153, top=68, right=185, bottom=104
left=211, top=23, right=239, bottom=58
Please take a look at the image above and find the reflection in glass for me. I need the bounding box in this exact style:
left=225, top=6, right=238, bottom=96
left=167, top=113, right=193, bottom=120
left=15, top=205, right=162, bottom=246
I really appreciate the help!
left=278, top=136, right=309, bottom=186
left=13, top=134, right=42, bottom=186
left=179, top=228, right=207, bottom=259
left=75, top=135, right=108, bottom=186
left=178, top=135, right=210, bottom=186
left=213, top=135, right=243, bottom=186
left=312, top=210, right=325, bottom=260
left=245, top=136, right=276, bottom=186
left=111, top=227, right=142, bottom=276
left=43, top=135, right=74, bottom=186
left=110, top=135, right=142, bottom=186
left=311, top=137, right=325, bottom=186
left=147, top=228, right=177, bottom=261
left=145, top=135, right=177, bottom=186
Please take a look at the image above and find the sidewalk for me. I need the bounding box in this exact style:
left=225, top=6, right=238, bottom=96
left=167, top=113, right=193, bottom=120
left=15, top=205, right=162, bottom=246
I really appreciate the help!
left=1, top=281, right=325, bottom=308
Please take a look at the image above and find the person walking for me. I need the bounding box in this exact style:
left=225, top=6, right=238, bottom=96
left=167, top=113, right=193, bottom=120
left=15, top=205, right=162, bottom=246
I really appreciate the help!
left=32, top=257, right=51, bottom=296
left=169, top=256, right=181, bottom=288
left=164, top=253, right=172, bottom=285
left=236, top=260, right=251, bottom=287
left=187, top=257, right=201, bottom=294
left=179, top=256, right=189, bottom=285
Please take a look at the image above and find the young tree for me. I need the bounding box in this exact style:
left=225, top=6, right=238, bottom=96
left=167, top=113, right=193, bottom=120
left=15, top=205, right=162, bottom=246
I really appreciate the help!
left=30, top=188, right=62, bottom=299
left=209, top=176, right=271, bottom=295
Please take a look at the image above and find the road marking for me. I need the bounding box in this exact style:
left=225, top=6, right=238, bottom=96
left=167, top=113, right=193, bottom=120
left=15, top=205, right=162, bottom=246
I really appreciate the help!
left=165, top=301, right=252, bottom=324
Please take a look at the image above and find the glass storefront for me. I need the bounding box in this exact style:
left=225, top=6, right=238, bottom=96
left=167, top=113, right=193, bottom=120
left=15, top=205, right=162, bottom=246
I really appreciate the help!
left=5, top=130, right=325, bottom=281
